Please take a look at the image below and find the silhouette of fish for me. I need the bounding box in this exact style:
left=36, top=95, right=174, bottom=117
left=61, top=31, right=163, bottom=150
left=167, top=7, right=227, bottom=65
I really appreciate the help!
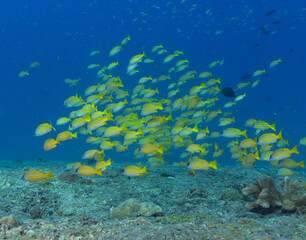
left=260, top=26, right=270, bottom=35
left=253, top=43, right=260, bottom=48
left=222, top=87, right=236, bottom=98
left=241, top=72, right=252, bottom=81
left=266, top=9, right=276, bottom=16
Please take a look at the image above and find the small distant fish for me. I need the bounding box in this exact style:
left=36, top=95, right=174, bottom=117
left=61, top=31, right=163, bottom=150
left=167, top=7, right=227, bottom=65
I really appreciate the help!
left=253, top=69, right=266, bottom=77
left=241, top=72, right=252, bottom=80
left=272, top=21, right=281, bottom=24
left=19, top=70, right=29, bottom=78
left=89, top=50, right=100, bottom=56
left=22, top=170, right=54, bottom=182
left=260, top=26, right=270, bottom=35
left=121, top=35, right=130, bottom=46
left=30, top=62, right=41, bottom=68
left=266, top=9, right=276, bottom=16
left=269, top=58, right=282, bottom=68
left=253, top=43, right=260, bottom=49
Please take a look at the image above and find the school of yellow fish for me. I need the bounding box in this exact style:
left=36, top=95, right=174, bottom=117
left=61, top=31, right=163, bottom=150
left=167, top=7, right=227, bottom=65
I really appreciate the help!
left=24, top=35, right=305, bottom=182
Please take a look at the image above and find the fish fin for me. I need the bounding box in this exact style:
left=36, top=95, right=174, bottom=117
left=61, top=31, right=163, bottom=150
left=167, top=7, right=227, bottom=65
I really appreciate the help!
left=46, top=171, right=55, bottom=180
left=96, top=169, right=103, bottom=176
left=142, top=166, right=148, bottom=174
left=291, top=146, right=299, bottom=154
left=210, top=160, right=218, bottom=170
left=157, top=145, right=164, bottom=155
left=242, top=130, right=248, bottom=138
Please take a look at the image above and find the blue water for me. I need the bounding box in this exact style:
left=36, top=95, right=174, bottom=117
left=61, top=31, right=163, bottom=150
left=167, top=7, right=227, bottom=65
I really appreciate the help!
left=0, top=0, right=305, bottom=166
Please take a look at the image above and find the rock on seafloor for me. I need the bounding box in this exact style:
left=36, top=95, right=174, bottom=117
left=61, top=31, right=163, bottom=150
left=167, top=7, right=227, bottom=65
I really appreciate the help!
left=110, top=198, right=162, bottom=218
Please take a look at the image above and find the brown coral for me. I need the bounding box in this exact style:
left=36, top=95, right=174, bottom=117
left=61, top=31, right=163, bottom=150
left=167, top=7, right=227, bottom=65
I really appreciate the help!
left=243, top=176, right=305, bottom=214
left=242, top=177, right=282, bottom=210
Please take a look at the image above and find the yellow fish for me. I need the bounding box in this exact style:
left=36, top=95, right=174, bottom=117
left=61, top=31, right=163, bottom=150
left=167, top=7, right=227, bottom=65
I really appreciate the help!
left=257, top=131, right=283, bottom=145
left=221, top=128, right=247, bottom=138
left=35, top=122, right=56, bottom=136
left=270, top=146, right=299, bottom=161
left=140, top=143, right=163, bottom=155
left=69, top=114, right=91, bottom=131
left=57, top=131, right=77, bottom=142
left=121, top=35, right=130, bottom=46
left=87, top=64, right=100, bottom=69
left=95, top=158, right=112, bottom=171
left=56, top=117, right=71, bottom=125
left=278, top=168, right=294, bottom=176
left=279, top=159, right=304, bottom=169
left=163, top=53, right=179, bottom=64
left=104, top=124, right=128, bottom=137
left=253, top=69, right=266, bottom=77
left=76, top=165, right=102, bottom=176
left=123, top=166, right=148, bottom=176
left=129, top=51, right=145, bottom=65
left=253, top=120, right=276, bottom=131
left=151, top=44, right=163, bottom=53
left=238, top=138, right=257, bottom=149
left=186, top=144, right=207, bottom=154
left=188, top=159, right=217, bottom=171
left=108, top=61, right=119, bottom=70
left=179, top=125, right=199, bottom=137
left=124, top=128, right=143, bottom=141
left=19, top=70, right=29, bottom=78
left=30, top=62, right=41, bottom=68
left=89, top=50, right=100, bottom=56
left=87, top=114, right=113, bottom=131
left=44, top=138, right=60, bottom=151
left=82, top=149, right=105, bottom=159
left=22, top=170, right=54, bottom=182
left=141, top=102, right=163, bottom=116
left=145, top=114, right=173, bottom=128
left=100, top=141, right=116, bottom=150
left=269, top=58, right=282, bottom=68
left=109, top=46, right=122, bottom=56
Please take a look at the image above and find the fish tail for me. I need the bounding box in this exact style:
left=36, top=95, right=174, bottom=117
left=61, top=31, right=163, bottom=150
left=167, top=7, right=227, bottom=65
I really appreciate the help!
left=200, top=147, right=206, bottom=154
left=46, top=171, right=55, bottom=180
left=157, top=145, right=164, bottom=155
left=299, top=161, right=305, bottom=168
left=254, top=151, right=260, bottom=160
left=192, top=124, right=199, bottom=133
left=142, top=166, right=148, bottom=174
left=96, top=169, right=103, bottom=176
left=242, top=130, right=248, bottom=138
left=210, top=160, right=218, bottom=170
left=277, top=130, right=283, bottom=141
left=291, top=146, right=299, bottom=154
left=166, top=114, right=173, bottom=121
left=270, top=123, right=276, bottom=131
left=72, top=132, right=78, bottom=139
